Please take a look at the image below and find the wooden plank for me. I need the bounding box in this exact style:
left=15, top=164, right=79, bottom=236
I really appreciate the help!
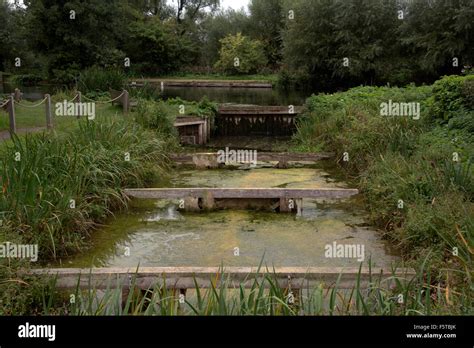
left=29, top=267, right=416, bottom=290
left=174, top=120, right=206, bottom=127
left=124, top=188, right=359, bottom=199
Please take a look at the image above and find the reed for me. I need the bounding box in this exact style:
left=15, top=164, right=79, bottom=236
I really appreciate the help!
left=0, top=117, right=170, bottom=260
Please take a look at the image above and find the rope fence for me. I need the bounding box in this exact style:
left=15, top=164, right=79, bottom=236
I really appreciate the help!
left=14, top=96, right=48, bottom=108
left=81, top=90, right=125, bottom=104
left=1, top=89, right=130, bottom=134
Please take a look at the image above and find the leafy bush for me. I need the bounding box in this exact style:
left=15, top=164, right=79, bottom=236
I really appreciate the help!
left=294, top=78, right=473, bottom=299
left=214, top=33, right=267, bottom=75
left=294, top=85, right=432, bottom=166
left=8, top=74, right=44, bottom=86
left=135, top=99, right=177, bottom=136
left=429, top=75, right=474, bottom=122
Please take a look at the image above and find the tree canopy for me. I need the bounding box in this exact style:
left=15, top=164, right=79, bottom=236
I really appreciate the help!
left=0, top=0, right=472, bottom=89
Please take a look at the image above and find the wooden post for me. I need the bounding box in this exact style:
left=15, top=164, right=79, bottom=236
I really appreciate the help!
left=7, top=95, right=16, bottom=133
left=122, top=90, right=129, bottom=114
left=198, top=123, right=204, bottom=145
left=202, top=118, right=208, bottom=145
left=202, top=192, right=215, bottom=210
left=279, top=197, right=291, bottom=213
left=13, top=88, right=21, bottom=102
left=183, top=197, right=200, bottom=212
left=76, top=91, right=82, bottom=119
left=45, top=94, right=53, bottom=129
left=206, top=117, right=211, bottom=143
left=296, top=198, right=303, bottom=217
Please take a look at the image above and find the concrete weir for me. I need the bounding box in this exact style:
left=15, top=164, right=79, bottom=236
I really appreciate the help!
left=29, top=267, right=416, bottom=290
left=170, top=152, right=335, bottom=169
left=123, top=188, right=359, bottom=212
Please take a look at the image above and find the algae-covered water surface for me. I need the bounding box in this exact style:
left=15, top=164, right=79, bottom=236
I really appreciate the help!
left=54, top=164, right=400, bottom=269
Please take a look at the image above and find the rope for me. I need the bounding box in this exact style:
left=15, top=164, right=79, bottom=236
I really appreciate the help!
left=81, top=91, right=125, bottom=104
left=0, top=99, right=9, bottom=109
left=14, top=97, right=48, bottom=108
left=68, top=94, right=78, bottom=103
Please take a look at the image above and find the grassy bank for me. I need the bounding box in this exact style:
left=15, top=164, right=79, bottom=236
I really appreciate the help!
left=140, top=73, right=278, bottom=84
left=292, top=75, right=474, bottom=313
left=0, top=114, right=177, bottom=314
left=0, top=117, right=173, bottom=260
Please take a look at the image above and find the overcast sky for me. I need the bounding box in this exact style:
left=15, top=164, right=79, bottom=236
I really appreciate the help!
left=10, top=0, right=250, bottom=11
left=220, top=0, right=249, bottom=11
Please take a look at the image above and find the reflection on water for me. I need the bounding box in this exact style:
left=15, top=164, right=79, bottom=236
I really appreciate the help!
left=161, top=86, right=308, bottom=106
left=53, top=165, right=400, bottom=269
left=61, top=206, right=398, bottom=268
left=2, top=83, right=309, bottom=106
left=2, top=83, right=57, bottom=101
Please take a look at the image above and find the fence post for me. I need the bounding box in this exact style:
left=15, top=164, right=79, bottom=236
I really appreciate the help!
left=76, top=91, right=82, bottom=119
left=14, top=88, right=21, bottom=102
left=45, top=94, right=53, bottom=130
left=122, top=90, right=129, bottom=115
left=8, top=95, right=16, bottom=133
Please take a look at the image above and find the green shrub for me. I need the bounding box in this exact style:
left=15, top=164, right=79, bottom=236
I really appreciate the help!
left=135, top=99, right=177, bottom=136
left=429, top=75, right=474, bottom=122
left=294, top=85, right=431, bottom=169
left=8, top=74, right=44, bottom=86
left=214, top=33, right=267, bottom=75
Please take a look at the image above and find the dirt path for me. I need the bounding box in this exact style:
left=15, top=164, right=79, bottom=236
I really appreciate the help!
left=0, top=127, right=46, bottom=142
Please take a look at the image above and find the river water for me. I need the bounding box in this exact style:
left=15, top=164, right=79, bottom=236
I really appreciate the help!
left=54, top=163, right=399, bottom=269
left=10, top=83, right=399, bottom=270
left=1, top=82, right=308, bottom=106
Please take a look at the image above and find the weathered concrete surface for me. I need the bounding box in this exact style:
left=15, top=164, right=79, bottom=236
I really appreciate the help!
left=170, top=152, right=335, bottom=169
left=29, top=267, right=416, bottom=290
left=124, top=188, right=359, bottom=200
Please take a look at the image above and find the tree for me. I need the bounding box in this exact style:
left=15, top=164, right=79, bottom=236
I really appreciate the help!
left=248, top=0, right=284, bottom=68
left=400, top=0, right=474, bottom=80
left=173, top=0, right=220, bottom=35
left=281, top=0, right=340, bottom=89
left=125, top=17, right=198, bottom=75
left=0, top=1, right=28, bottom=72
left=214, top=33, right=267, bottom=75
left=24, top=0, right=133, bottom=82
left=199, top=9, right=250, bottom=67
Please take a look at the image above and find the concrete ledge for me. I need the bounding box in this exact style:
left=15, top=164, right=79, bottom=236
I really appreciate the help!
left=123, top=188, right=359, bottom=200
left=170, top=152, right=335, bottom=168
left=29, top=267, right=416, bottom=290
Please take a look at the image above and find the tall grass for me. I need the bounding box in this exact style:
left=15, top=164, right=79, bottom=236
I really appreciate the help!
left=0, top=117, right=170, bottom=260
left=30, top=260, right=472, bottom=316
left=292, top=77, right=474, bottom=312
left=78, top=67, right=126, bottom=95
